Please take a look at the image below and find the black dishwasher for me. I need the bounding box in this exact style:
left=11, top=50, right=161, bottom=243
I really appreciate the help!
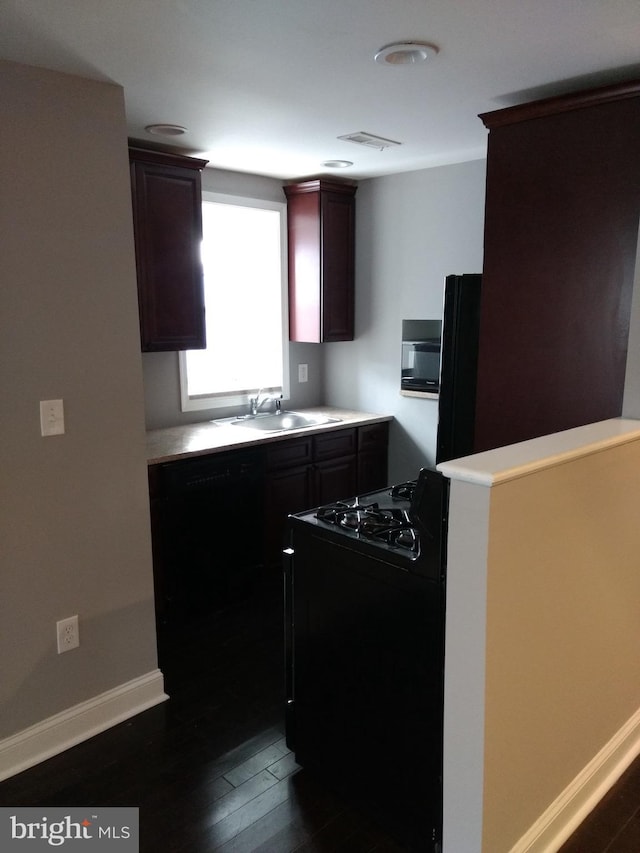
left=149, top=448, right=264, bottom=625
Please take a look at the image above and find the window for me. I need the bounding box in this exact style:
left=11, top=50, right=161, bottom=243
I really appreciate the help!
left=179, top=192, right=289, bottom=412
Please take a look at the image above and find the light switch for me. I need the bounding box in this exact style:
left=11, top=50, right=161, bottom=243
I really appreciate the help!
left=40, top=399, right=65, bottom=436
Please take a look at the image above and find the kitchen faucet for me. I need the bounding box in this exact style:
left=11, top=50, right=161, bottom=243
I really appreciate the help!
left=249, top=390, right=282, bottom=416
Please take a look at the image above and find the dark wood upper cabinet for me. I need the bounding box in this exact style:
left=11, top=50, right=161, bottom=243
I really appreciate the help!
left=284, top=179, right=357, bottom=342
left=129, top=147, right=208, bottom=352
left=473, top=80, right=640, bottom=452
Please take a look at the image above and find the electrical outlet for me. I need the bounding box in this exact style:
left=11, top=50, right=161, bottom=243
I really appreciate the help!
left=298, top=363, right=308, bottom=383
left=57, top=615, right=79, bottom=653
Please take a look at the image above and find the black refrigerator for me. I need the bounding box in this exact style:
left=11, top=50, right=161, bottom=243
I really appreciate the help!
left=436, top=273, right=482, bottom=464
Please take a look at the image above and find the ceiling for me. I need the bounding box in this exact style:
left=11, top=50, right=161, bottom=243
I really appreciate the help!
left=2, top=0, right=640, bottom=180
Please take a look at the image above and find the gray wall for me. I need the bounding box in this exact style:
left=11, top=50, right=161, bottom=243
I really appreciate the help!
left=1, top=61, right=157, bottom=739
left=142, top=157, right=640, bottom=484
left=143, top=160, right=489, bottom=483
left=3, top=55, right=639, bottom=778
left=325, top=161, right=487, bottom=482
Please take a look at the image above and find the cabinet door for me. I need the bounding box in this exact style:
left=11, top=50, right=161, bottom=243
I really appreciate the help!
left=150, top=451, right=264, bottom=624
left=314, top=455, right=358, bottom=506
left=357, top=423, right=389, bottom=492
left=147, top=466, right=168, bottom=623
left=130, top=148, right=208, bottom=351
left=264, top=464, right=313, bottom=566
left=313, top=428, right=357, bottom=504
left=285, top=180, right=356, bottom=343
left=320, top=189, right=356, bottom=341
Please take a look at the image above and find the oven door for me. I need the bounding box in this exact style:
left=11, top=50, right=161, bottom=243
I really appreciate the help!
left=284, top=519, right=444, bottom=852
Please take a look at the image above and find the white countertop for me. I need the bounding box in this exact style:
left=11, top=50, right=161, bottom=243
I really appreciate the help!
left=437, top=417, right=640, bottom=485
left=146, top=407, right=393, bottom=464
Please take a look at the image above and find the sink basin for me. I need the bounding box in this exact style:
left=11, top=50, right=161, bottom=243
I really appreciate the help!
left=230, top=411, right=340, bottom=432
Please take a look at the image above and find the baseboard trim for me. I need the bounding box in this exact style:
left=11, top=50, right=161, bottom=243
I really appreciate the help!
left=0, top=669, right=168, bottom=782
left=509, top=705, right=640, bottom=853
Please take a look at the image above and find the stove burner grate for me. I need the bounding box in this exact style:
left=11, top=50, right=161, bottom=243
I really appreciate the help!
left=390, top=480, right=418, bottom=502
left=315, top=500, right=420, bottom=555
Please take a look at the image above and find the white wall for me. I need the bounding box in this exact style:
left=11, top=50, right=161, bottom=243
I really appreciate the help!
left=1, top=61, right=159, bottom=758
left=324, top=160, right=487, bottom=482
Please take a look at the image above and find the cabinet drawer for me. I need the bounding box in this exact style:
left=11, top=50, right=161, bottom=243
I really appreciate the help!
left=266, top=437, right=313, bottom=471
left=313, top=428, right=356, bottom=461
left=358, top=421, right=389, bottom=450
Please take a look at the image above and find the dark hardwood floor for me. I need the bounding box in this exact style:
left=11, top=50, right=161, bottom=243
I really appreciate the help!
left=1, top=571, right=639, bottom=852
left=0, top=573, right=404, bottom=852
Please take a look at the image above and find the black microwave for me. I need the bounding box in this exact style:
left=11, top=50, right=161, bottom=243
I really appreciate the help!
left=401, top=319, right=442, bottom=393
left=401, top=339, right=441, bottom=392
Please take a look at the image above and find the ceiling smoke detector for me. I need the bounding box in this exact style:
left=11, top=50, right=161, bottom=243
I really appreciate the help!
left=374, top=42, right=439, bottom=65
left=338, top=132, right=402, bottom=152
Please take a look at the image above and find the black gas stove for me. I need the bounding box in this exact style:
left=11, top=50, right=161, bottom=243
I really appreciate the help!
left=315, top=489, right=419, bottom=554
left=284, top=466, right=449, bottom=851
left=291, top=467, right=447, bottom=577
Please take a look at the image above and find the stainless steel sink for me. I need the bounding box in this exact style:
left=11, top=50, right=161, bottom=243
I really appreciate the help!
left=230, top=411, right=340, bottom=432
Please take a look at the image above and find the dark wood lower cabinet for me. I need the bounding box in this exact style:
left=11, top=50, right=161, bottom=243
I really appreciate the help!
left=357, top=421, right=389, bottom=493
left=148, top=423, right=390, bottom=610
left=314, top=454, right=358, bottom=506
left=148, top=449, right=264, bottom=625
left=263, top=423, right=388, bottom=565
left=264, top=463, right=314, bottom=566
left=312, top=427, right=358, bottom=508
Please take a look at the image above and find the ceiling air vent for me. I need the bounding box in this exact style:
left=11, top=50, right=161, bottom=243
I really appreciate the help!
left=338, top=132, right=402, bottom=151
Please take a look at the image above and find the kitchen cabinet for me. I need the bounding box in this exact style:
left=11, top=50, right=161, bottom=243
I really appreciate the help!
left=473, top=80, right=640, bottom=452
left=264, top=437, right=315, bottom=565
left=129, top=146, right=208, bottom=351
left=149, top=449, right=264, bottom=625
left=148, top=421, right=390, bottom=610
left=313, top=429, right=358, bottom=506
left=264, top=424, right=387, bottom=564
left=147, top=465, right=168, bottom=623
left=357, top=421, right=389, bottom=493
left=284, top=179, right=357, bottom=342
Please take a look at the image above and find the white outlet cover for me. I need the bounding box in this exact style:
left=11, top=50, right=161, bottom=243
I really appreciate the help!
left=57, top=615, right=79, bottom=653
left=40, top=399, right=65, bottom=436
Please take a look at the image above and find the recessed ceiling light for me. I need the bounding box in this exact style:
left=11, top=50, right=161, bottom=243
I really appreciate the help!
left=144, top=124, right=188, bottom=137
left=322, top=160, right=354, bottom=169
left=374, top=42, right=439, bottom=65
